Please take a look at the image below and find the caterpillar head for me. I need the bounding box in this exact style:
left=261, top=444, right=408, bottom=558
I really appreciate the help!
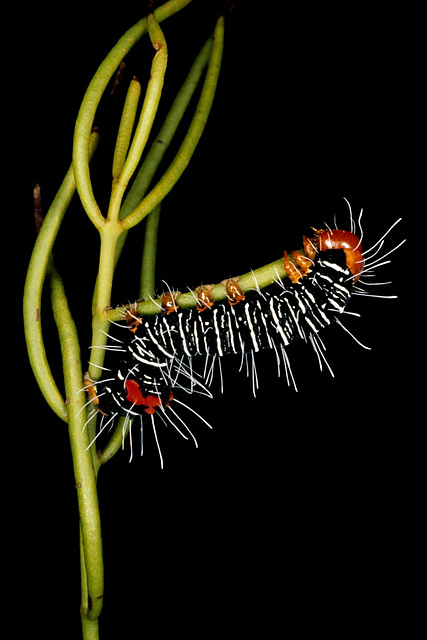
left=316, top=229, right=364, bottom=281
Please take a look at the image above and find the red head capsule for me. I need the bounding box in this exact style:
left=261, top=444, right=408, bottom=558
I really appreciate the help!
left=317, top=229, right=364, bottom=281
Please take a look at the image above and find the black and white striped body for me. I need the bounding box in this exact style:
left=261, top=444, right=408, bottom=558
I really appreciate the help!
left=95, top=249, right=353, bottom=419
left=84, top=212, right=405, bottom=468
left=134, top=250, right=352, bottom=360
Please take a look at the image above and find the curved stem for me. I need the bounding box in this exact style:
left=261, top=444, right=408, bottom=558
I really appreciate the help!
left=23, top=133, right=99, bottom=422
left=73, top=0, right=194, bottom=229
left=49, top=263, right=104, bottom=623
left=111, top=33, right=214, bottom=273
left=89, top=33, right=215, bottom=320
left=122, top=36, right=214, bottom=219
left=121, top=15, right=225, bottom=231
left=112, top=77, right=142, bottom=181
left=98, top=416, right=131, bottom=466
left=89, top=28, right=215, bottom=458
left=107, top=11, right=168, bottom=224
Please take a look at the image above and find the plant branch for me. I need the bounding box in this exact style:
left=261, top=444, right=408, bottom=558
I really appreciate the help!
left=79, top=527, right=100, bottom=639
left=98, top=417, right=131, bottom=466
left=88, top=10, right=171, bottom=380
left=107, top=11, right=168, bottom=223
left=105, top=254, right=291, bottom=322
left=121, top=15, right=225, bottom=231
left=111, top=33, right=214, bottom=274
left=49, top=262, right=104, bottom=624
left=112, top=77, right=142, bottom=181
left=140, top=203, right=162, bottom=300
left=88, top=221, right=124, bottom=381
left=89, top=31, right=215, bottom=323
left=23, top=132, right=99, bottom=422
left=73, top=0, right=194, bottom=229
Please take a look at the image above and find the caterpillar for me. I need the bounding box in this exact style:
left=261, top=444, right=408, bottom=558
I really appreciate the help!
left=84, top=209, right=404, bottom=466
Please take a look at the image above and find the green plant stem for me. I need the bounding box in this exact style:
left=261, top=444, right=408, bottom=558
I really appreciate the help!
left=87, top=23, right=217, bottom=460
left=107, top=12, right=168, bottom=224
left=105, top=254, right=292, bottom=322
left=140, top=204, right=162, bottom=300
left=89, top=32, right=216, bottom=323
left=80, top=527, right=100, bottom=639
left=73, top=0, right=194, bottom=229
left=89, top=12, right=170, bottom=379
left=112, top=77, right=142, bottom=181
left=121, top=15, right=225, bottom=231
left=88, top=221, right=124, bottom=380
left=119, top=35, right=214, bottom=218
left=23, top=132, right=99, bottom=422
left=98, top=416, right=131, bottom=466
left=112, top=33, right=214, bottom=273
left=49, top=263, right=103, bottom=629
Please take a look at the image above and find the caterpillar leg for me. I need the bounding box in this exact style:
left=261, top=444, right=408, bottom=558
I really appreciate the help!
left=221, top=277, right=245, bottom=305
left=195, top=284, right=215, bottom=312
left=83, top=372, right=108, bottom=416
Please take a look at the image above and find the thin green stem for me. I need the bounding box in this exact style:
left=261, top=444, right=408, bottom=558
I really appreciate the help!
left=89, top=220, right=124, bottom=381
left=25, top=5, right=230, bottom=637
left=73, top=0, right=194, bottom=229
left=108, top=13, right=168, bottom=218
left=119, top=33, right=214, bottom=220
left=88, top=11, right=172, bottom=381
left=105, top=254, right=291, bottom=322
left=89, top=32, right=215, bottom=318
left=80, top=527, right=100, bottom=639
left=140, top=204, right=162, bottom=300
left=112, top=77, right=142, bottom=181
left=121, top=15, right=225, bottom=231
left=23, top=132, right=99, bottom=422
left=107, top=12, right=168, bottom=224
left=49, top=263, right=104, bottom=623
left=81, top=608, right=100, bottom=639
left=98, top=416, right=131, bottom=466
left=111, top=33, right=214, bottom=272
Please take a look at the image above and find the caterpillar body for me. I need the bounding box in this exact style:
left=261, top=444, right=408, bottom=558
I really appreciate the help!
left=84, top=216, right=404, bottom=466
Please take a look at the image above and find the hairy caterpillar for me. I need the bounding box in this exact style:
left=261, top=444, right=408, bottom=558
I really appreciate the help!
left=83, top=209, right=404, bottom=466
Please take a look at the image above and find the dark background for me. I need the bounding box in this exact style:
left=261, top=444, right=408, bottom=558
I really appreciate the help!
left=13, top=1, right=419, bottom=637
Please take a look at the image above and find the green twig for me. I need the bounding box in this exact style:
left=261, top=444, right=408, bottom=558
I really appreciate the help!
left=107, top=11, right=168, bottom=224
left=88, top=13, right=224, bottom=375
left=88, top=11, right=171, bottom=380
left=119, top=34, right=214, bottom=219
left=25, top=4, right=227, bottom=637
left=49, top=263, right=104, bottom=625
left=112, top=33, right=215, bottom=273
left=105, top=254, right=291, bottom=321
left=73, top=0, right=194, bottom=229
left=112, top=77, right=142, bottom=181
left=121, top=15, right=225, bottom=231
left=23, top=132, right=99, bottom=422
left=98, top=416, right=131, bottom=466
left=89, top=29, right=217, bottom=333
left=79, top=528, right=100, bottom=639
left=140, top=203, right=162, bottom=300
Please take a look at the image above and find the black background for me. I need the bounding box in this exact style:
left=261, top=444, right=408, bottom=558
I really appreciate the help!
left=13, top=1, right=420, bottom=637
